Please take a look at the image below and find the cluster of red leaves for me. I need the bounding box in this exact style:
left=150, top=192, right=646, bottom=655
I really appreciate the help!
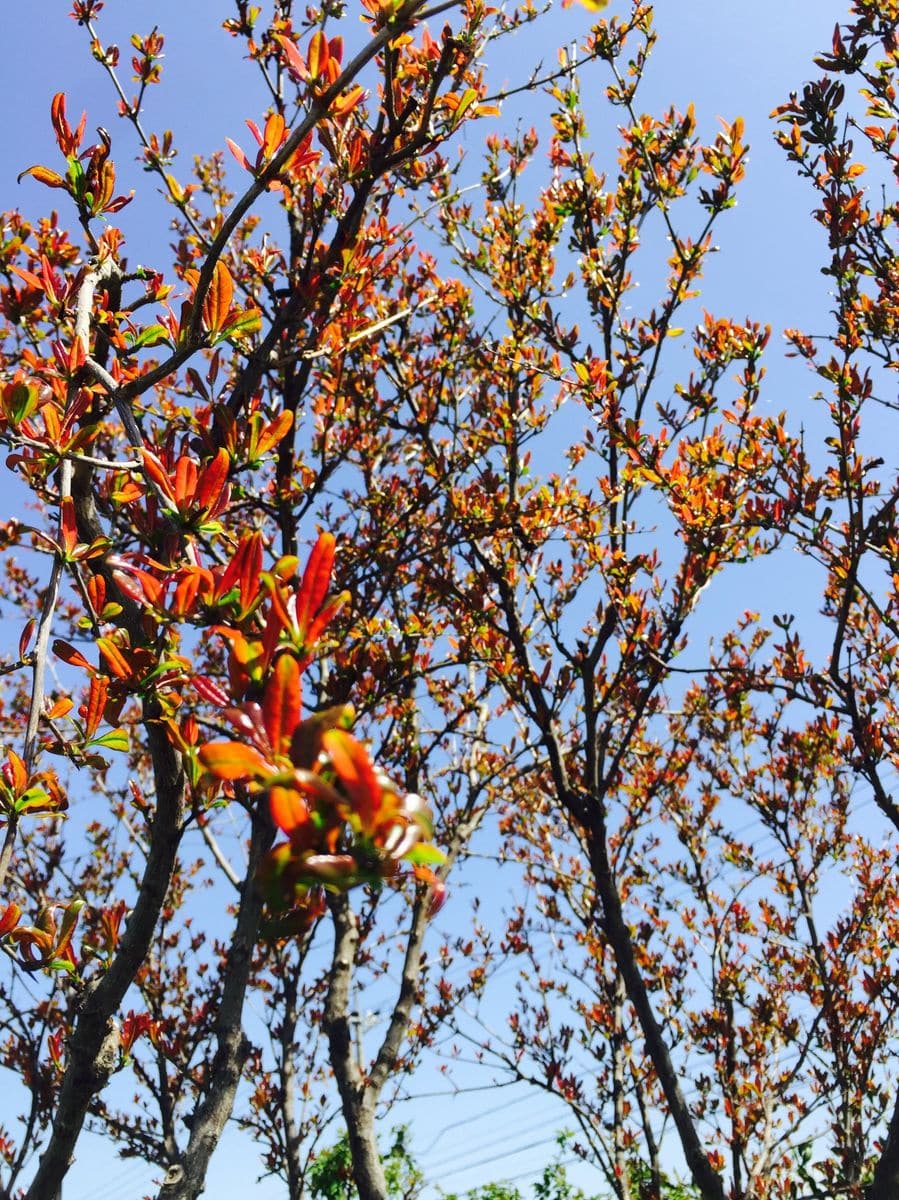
left=18, top=94, right=132, bottom=220
left=188, top=533, right=445, bottom=927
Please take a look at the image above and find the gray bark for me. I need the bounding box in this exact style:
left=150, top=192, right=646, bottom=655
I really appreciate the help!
left=156, top=807, right=274, bottom=1200
left=25, top=721, right=187, bottom=1200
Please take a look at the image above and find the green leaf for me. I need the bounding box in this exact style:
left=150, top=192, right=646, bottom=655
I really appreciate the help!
left=214, top=307, right=262, bottom=346
left=124, top=324, right=171, bottom=352
left=403, top=843, right=446, bottom=866
left=88, top=729, right=130, bottom=753
left=48, top=957, right=77, bottom=974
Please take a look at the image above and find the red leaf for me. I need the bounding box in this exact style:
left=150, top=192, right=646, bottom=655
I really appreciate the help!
left=236, top=532, right=263, bottom=612
left=53, top=640, right=94, bottom=673
left=321, top=729, right=381, bottom=830
left=19, top=619, right=35, bottom=661
left=274, top=33, right=306, bottom=79
left=195, top=448, right=230, bottom=514
left=192, top=676, right=229, bottom=710
left=295, top=533, right=336, bottom=639
left=111, top=564, right=164, bottom=608
left=303, top=854, right=357, bottom=882
left=226, top=137, right=252, bottom=173
left=304, top=590, right=349, bottom=651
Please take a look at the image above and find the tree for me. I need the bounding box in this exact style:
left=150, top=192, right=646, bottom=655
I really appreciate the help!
left=408, top=5, right=899, bottom=1200
left=0, top=2, right=514, bottom=1197
left=5, top=3, right=899, bottom=1200
left=309, top=1126, right=422, bottom=1200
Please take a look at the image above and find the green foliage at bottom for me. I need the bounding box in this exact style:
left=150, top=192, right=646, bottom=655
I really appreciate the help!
left=309, top=1126, right=423, bottom=1200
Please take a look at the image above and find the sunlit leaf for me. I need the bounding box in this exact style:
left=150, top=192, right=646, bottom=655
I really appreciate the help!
left=262, top=654, right=302, bottom=756
left=202, top=260, right=234, bottom=334
left=198, top=741, right=271, bottom=780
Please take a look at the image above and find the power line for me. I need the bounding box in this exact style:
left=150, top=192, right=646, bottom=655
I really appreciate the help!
left=429, top=1130, right=566, bottom=1185
left=71, top=1158, right=158, bottom=1200
left=427, top=1115, right=562, bottom=1173
left=418, top=1088, right=537, bottom=1155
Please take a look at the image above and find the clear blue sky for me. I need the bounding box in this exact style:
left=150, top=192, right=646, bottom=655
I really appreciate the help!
left=1, top=2, right=849, bottom=1196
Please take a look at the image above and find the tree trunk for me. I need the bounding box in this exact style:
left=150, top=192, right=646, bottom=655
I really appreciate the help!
left=324, top=894, right=390, bottom=1200
left=156, top=808, right=274, bottom=1200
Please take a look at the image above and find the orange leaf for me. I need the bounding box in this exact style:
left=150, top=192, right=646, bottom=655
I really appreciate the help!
left=17, top=164, right=67, bottom=189
left=172, top=572, right=202, bottom=617
left=198, top=741, right=271, bottom=780
left=50, top=92, right=86, bottom=155
left=202, top=260, right=234, bottom=334
left=87, top=574, right=106, bottom=617
left=218, top=531, right=263, bottom=612
left=262, top=573, right=293, bottom=638
left=331, top=86, right=365, bottom=120
left=5, top=751, right=28, bottom=797
left=140, top=449, right=176, bottom=502
left=307, top=30, right=329, bottom=79
left=174, top=456, right=199, bottom=508
left=8, top=264, right=45, bottom=291
left=97, top=637, right=131, bottom=680
left=251, top=410, right=293, bottom=459
left=0, top=902, right=21, bottom=937
left=263, top=655, right=302, bottom=756
left=81, top=676, right=109, bottom=739
left=53, top=898, right=84, bottom=963
left=59, top=498, right=79, bottom=555
left=269, top=784, right=311, bottom=838
left=261, top=112, right=286, bottom=159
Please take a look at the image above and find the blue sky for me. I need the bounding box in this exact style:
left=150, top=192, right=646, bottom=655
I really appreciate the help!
left=1, top=1, right=853, bottom=1196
